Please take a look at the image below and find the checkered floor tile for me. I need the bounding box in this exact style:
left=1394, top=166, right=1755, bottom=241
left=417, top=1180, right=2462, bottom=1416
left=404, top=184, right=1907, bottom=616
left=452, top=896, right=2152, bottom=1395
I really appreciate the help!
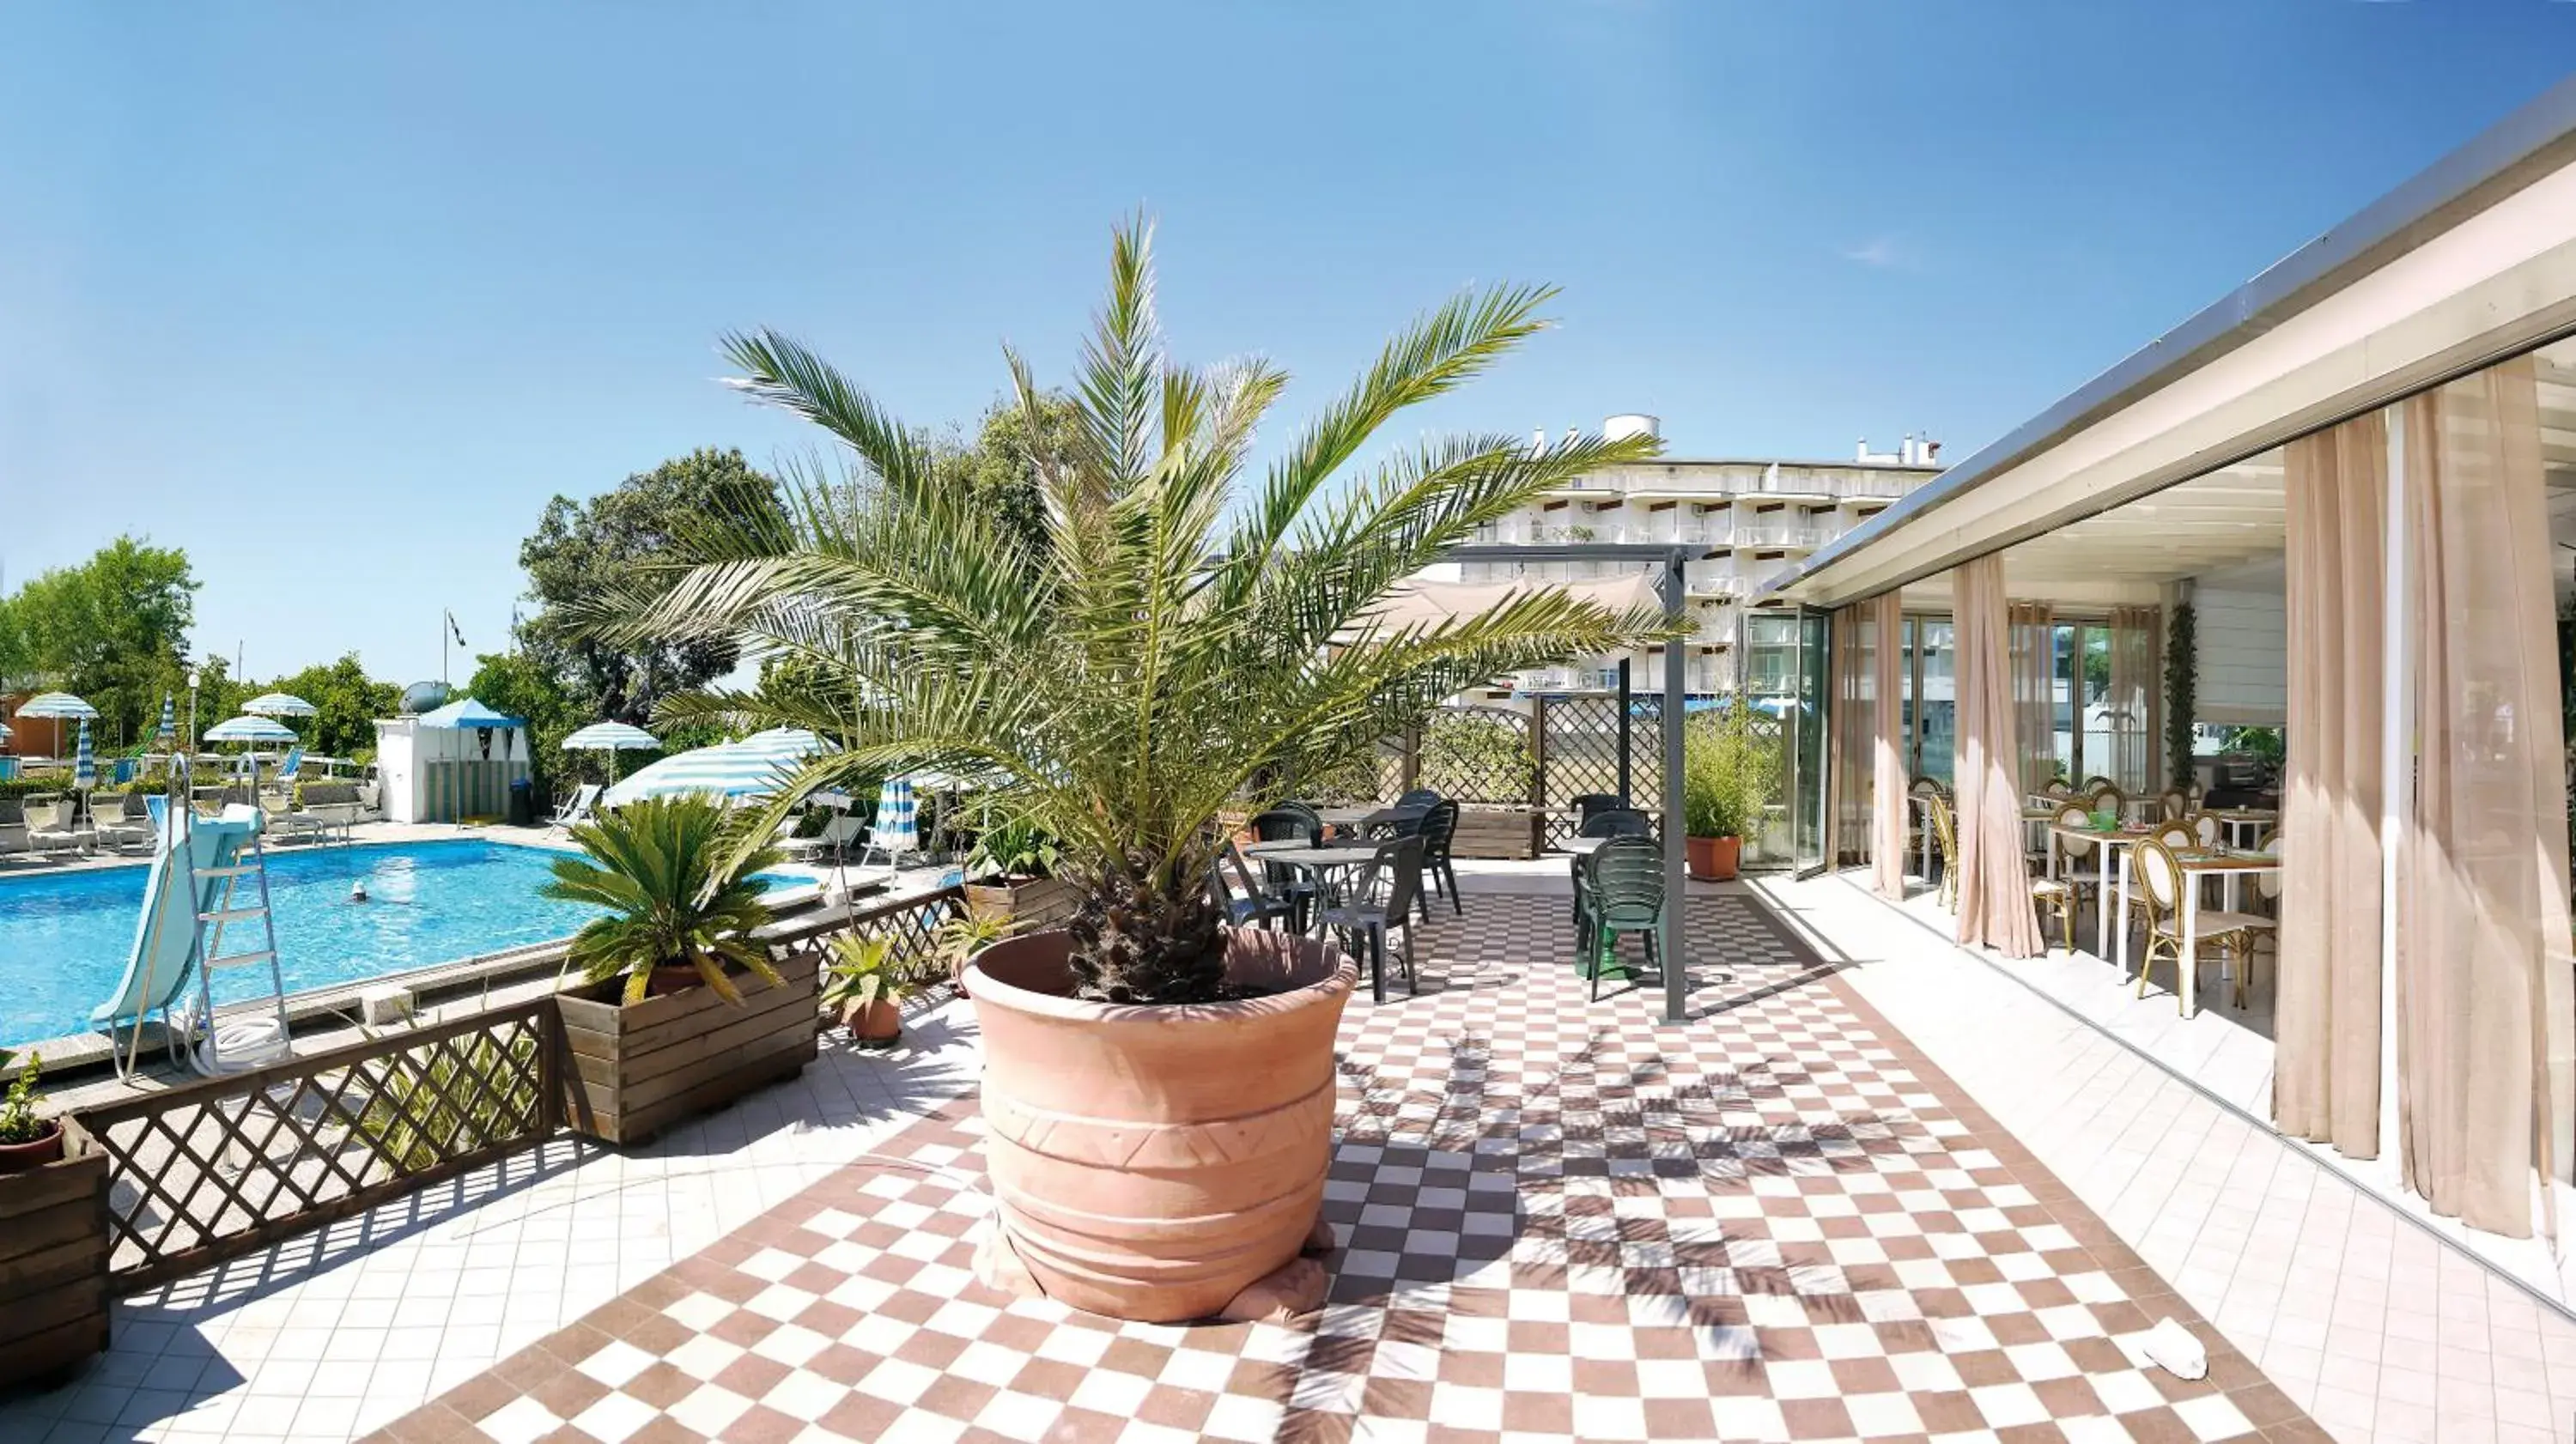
left=368, top=893, right=2315, bottom=1444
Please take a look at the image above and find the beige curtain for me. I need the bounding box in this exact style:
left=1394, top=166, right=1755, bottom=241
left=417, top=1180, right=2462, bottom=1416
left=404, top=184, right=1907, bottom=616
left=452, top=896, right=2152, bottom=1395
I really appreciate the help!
left=1872, top=592, right=1908, bottom=898
left=2009, top=601, right=2056, bottom=792
left=2398, top=357, right=2576, bottom=1239
left=1955, top=557, right=2046, bottom=957
left=2275, top=411, right=2386, bottom=1159
left=2106, top=606, right=2160, bottom=794
left=1830, top=609, right=1873, bottom=865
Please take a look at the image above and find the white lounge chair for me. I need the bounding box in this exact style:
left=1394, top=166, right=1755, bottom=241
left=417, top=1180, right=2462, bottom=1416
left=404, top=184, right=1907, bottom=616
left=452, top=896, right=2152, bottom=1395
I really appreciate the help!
left=781, top=810, right=866, bottom=862
left=0, top=823, right=33, bottom=864
left=549, top=783, right=602, bottom=831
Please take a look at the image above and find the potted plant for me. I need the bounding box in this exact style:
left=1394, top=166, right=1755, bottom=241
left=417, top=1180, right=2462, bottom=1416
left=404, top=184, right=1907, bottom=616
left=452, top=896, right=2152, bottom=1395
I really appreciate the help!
left=821, top=935, right=912, bottom=1047
left=1683, top=706, right=1777, bottom=881
left=0, top=1047, right=61, bottom=1170
left=543, top=796, right=819, bottom=1145
left=0, top=1048, right=112, bottom=1390
left=606, top=219, right=1672, bottom=1321
left=962, top=809, right=1078, bottom=930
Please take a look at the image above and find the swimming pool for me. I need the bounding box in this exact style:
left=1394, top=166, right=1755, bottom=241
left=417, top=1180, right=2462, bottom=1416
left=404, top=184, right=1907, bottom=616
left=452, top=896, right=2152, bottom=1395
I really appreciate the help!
left=0, top=840, right=802, bottom=1047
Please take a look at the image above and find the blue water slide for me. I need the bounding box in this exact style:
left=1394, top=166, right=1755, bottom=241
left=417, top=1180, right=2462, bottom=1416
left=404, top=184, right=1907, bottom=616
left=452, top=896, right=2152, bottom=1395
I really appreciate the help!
left=91, top=804, right=262, bottom=1037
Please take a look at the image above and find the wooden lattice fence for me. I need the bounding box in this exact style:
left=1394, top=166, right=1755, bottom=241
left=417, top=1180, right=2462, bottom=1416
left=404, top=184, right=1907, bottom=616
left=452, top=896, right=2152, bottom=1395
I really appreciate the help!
left=70, top=886, right=964, bottom=1290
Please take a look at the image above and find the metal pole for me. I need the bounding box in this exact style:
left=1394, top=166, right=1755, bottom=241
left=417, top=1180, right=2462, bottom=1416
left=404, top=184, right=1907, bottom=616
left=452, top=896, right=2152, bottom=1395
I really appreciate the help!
left=1661, top=553, right=1688, bottom=1022
left=1617, top=659, right=1633, bottom=801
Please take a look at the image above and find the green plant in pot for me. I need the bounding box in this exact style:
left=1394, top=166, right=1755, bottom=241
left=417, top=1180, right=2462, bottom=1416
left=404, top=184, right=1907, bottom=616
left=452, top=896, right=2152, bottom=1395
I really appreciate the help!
left=821, top=934, right=914, bottom=1048
left=541, top=794, right=784, bottom=1004
left=594, top=218, right=1674, bottom=1322
left=1682, top=705, right=1778, bottom=881
left=961, top=807, right=1078, bottom=930
left=0, top=1049, right=60, bottom=1172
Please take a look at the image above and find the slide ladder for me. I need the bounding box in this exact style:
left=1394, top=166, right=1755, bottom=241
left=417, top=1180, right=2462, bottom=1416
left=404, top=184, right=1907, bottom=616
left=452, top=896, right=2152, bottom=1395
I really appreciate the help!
left=187, top=824, right=292, bottom=1075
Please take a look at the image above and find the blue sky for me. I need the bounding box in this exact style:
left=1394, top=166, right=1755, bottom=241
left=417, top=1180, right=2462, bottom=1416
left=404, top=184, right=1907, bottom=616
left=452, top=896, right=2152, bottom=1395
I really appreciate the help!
left=3, top=4, right=2571, bottom=686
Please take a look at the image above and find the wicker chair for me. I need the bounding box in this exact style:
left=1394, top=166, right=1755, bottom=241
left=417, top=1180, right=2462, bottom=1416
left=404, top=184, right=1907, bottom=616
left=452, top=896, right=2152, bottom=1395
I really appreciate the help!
left=1927, top=793, right=1960, bottom=913
left=2133, top=837, right=2271, bottom=1013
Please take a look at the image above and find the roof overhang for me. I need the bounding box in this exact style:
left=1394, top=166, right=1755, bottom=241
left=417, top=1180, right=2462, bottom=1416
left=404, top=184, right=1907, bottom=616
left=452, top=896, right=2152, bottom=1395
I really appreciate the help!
left=1771, top=74, right=2576, bottom=609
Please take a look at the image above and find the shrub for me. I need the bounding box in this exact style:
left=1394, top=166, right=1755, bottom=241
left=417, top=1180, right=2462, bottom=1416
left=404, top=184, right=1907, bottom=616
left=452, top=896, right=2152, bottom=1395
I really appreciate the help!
left=1682, top=706, right=1778, bottom=840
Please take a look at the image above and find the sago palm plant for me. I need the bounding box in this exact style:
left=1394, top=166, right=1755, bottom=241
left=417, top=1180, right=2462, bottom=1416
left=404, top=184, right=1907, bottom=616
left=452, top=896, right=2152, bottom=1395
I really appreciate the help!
left=599, top=218, right=1675, bottom=1004
left=541, top=795, right=785, bottom=1004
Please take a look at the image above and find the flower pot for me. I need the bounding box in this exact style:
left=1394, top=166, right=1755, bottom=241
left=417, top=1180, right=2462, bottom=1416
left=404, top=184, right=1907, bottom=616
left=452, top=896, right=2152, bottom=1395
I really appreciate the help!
left=1686, top=834, right=1741, bottom=882
left=963, top=875, right=1081, bottom=936
left=647, top=964, right=702, bottom=997
left=963, top=927, right=1357, bottom=1323
left=0, top=1122, right=110, bottom=1390
left=0, top=1118, right=64, bottom=1173
left=558, top=950, right=822, bottom=1146
left=843, top=998, right=902, bottom=1049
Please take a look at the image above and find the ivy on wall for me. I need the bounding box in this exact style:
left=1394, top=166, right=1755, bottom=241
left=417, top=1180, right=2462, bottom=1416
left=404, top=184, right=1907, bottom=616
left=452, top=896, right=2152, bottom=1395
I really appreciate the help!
left=2165, top=602, right=2197, bottom=787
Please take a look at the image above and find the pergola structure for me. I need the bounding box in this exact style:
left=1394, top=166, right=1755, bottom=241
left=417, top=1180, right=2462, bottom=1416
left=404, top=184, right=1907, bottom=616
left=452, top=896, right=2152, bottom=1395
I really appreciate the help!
left=1445, top=542, right=1723, bottom=1022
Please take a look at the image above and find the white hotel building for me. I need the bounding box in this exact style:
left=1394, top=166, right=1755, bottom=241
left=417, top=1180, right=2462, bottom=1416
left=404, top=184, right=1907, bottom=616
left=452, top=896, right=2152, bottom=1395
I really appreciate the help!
left=1455, top=416, right=1944, bottom=701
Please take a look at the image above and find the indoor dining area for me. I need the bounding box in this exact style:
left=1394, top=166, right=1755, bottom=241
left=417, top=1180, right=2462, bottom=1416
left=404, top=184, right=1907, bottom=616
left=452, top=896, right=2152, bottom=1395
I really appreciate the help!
left=1770, top=328, right=2576, bottom=1289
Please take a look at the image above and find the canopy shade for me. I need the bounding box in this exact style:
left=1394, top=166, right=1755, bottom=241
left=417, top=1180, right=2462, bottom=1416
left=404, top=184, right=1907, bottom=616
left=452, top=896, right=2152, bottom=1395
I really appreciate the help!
left=242, top=691, right=319, bottom=718
left=15, top=691, right=98, bottom=719
left=415, top=697, right=525, bottom=729
left=561, top=721, right=662, bottom=752
left=600, top=728, right=831, bottom=807
left=204, top=714, right=301, bottom=743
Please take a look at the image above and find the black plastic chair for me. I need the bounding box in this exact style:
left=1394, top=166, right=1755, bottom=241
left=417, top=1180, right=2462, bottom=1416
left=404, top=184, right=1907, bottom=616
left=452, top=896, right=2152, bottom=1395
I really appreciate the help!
left=1569, top=808, right=1655, bottom=924
left=1571, top=792, right=1629, bottom=832
left=1577, top=835, right=1666, bottom=1000
left=1415, top=799, right=1461, bottom=918
left=1394, top=787, right=1443, bottom=811
left=1321, top=835, right=1424, bottom=1004
left=1209, top=840, right=1298, bottom=931
left=1249, top=806, right=1326, bottom=928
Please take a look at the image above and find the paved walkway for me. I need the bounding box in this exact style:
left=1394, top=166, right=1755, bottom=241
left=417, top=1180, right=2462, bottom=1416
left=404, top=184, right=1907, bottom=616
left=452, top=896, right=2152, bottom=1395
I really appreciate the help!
left=347, top=893, right=2307, bottom=1444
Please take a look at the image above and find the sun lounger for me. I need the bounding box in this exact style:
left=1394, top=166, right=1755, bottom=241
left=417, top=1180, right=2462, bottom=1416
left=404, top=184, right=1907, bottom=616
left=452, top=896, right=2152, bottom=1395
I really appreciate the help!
left=96, top=793, right=158, bottom=852
left=549, top=783, right=602, bottom=831
left=781, top=811, right=866, bottom=862
left=0, top=823, right=33, bottom=863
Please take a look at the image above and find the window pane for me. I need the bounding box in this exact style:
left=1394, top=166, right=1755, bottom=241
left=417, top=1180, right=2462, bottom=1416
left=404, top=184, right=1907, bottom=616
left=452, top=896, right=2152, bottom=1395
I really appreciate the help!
left=1918, top=619, right=1955, bottom=786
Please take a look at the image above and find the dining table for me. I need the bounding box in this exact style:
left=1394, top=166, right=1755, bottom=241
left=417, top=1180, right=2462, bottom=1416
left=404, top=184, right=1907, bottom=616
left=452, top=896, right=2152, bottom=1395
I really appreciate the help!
left=1314, top=802, right=1429, bottom=836
left=2201, top=807, right=2279, bottom=849
left=1242, top=837, right=1402, bottom=998
left=2146, top=846, right=2281, bottom=1016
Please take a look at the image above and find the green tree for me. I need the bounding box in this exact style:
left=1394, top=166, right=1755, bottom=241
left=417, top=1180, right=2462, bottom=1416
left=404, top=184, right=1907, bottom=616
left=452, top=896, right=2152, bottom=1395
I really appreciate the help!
left=3, top=537, right=199, bottom=747
left=604, top=219, right=1673, bottom=1004
left=927, top=392, right=1083, bottom=564
left=260, top=653, right=402, bottom=760
left=518, top=449, right=781, bottom=727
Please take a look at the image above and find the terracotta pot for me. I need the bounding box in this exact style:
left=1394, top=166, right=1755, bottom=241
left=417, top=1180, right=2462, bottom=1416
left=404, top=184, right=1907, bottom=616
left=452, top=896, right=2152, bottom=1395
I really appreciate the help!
left=647, top=964, right=702, bottom=997
left=0, top=1120, right=64, bottom=1174
left=1686, top=834, right=1741, bottom=882
left=844, top=998, right=902, bottom=1049
left=963, top=928, right=1357, bottom=1323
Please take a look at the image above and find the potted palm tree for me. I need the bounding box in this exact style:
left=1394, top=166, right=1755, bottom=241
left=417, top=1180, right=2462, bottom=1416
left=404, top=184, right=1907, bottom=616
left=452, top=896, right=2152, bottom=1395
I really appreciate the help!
left=1683, top=706, right=1777, bottom=881
left=821, top=934, right=913, bottom=1048
left=601, top=219, right=1673, bottom=1321
left=543, top=796, right=817, bottom=1144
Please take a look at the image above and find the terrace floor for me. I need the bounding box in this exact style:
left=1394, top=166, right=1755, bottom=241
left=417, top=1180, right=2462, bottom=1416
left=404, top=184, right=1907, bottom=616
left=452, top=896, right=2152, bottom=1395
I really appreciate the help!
left=2, top=878, right=2341, bottom=1444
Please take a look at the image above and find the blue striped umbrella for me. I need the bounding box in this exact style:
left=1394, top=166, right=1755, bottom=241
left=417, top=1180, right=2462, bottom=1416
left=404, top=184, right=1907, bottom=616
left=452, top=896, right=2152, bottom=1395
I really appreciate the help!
left=204, top=715, right=300, bottom=743
left=74, top=718, right=95, bottom=792
left=599, top=728, right=830, bottom=807
left=156, top=695, right=175, bottom=743
left=561, top=721, right=662, bottom=785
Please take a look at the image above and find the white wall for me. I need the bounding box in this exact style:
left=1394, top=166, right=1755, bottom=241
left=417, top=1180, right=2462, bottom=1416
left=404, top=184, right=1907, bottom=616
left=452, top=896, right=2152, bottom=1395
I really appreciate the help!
left=2193, top=558, right=2287, bottom=726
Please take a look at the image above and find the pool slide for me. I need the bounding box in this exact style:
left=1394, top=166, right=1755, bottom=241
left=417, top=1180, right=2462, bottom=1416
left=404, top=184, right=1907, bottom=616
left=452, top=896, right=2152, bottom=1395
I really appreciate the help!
left=91, top=802, right=262, bottom=1073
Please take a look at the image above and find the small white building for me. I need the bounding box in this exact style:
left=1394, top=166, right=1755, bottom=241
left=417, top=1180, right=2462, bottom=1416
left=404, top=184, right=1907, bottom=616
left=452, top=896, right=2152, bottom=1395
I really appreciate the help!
left=373, top=697, right=531, bottom=822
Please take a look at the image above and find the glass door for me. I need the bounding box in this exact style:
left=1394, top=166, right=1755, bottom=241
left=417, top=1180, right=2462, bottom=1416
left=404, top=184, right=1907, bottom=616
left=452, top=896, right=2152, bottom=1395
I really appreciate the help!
left=1791, top=607, right=1832, bottom=877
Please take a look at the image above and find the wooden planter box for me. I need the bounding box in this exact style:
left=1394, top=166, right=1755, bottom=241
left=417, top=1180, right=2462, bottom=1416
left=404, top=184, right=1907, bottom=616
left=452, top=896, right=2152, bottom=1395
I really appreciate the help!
left=0, top=1124, right=111, bottom=1391
left=1451, top=805, right=1544, bottom=859
left=963, top=876, right=1081, bottom=933
left=557, top=949, right=821, bottom=1146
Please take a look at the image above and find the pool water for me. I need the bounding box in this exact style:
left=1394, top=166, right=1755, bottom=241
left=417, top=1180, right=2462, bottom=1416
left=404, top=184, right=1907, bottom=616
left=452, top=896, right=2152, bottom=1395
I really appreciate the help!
left=0, top=840, right=798, bottom=1048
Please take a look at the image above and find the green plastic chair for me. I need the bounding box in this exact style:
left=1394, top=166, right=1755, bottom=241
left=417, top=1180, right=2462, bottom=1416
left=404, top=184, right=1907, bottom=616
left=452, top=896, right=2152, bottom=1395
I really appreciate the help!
left=1577, top=835, right=1666, bottom=1000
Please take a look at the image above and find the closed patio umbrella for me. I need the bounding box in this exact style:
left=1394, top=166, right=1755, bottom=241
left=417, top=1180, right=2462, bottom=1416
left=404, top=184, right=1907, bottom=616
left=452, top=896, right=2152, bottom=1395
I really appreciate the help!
left=73, top=719, right=95, bottom=822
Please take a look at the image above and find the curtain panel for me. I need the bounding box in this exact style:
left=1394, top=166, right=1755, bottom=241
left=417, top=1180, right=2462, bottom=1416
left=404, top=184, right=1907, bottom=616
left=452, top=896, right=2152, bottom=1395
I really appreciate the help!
left=2106, top=606, right=2160, bottom=794
left=2008, top=602, right=2057, bottom=792
left=2274, top=411, right=2387, bottom=1160
left=1872, top=592, right=1908, bottom=899
left=1831, top=609, right=1874, bottom=865
left=1954, top=557, right=2047, bottom=957
left=2397, top=357, right=2576, bottom=1240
